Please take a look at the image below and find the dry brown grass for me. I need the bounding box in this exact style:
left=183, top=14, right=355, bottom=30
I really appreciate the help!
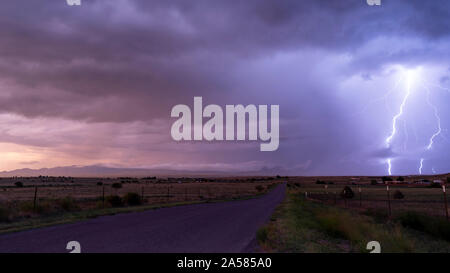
left=0, top=176, right=280, bottom=223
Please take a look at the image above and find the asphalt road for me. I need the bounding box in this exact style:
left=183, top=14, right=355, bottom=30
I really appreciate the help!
left=0, top=183, right=285, bottom=253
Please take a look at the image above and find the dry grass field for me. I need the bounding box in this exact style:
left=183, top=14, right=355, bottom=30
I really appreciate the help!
left=285, top=174, right=450, bottom=218
left=256, top=174, right=450, bottom=253
left=0, top=176, right=281, bottom=232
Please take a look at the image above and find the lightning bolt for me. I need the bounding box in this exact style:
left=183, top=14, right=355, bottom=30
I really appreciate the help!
left=363, top=66, right=447, bottom=176
left=387, top=158, right=392, bottom=176
left=385, top=73, right=412, bottom=148
left=419, top=158, right=424, bottom=175
left=424, top=86, right=442, bottom=150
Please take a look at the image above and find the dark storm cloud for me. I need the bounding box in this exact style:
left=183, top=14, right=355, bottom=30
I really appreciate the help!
left=0, top=0, right=449, bottom=174
left=1, top=0, right=449, bottom=122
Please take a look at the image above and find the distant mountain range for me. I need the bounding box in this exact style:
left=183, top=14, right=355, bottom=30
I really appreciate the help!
left=0, top=165, right=287, bottom=177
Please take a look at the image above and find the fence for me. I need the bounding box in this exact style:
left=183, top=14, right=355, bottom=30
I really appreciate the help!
left=302, top=184, right=449, bottom=220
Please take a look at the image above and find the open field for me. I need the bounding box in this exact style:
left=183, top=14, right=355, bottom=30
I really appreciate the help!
left=258, top=188, right=450, bottom=253
left=257, top=174, right=450, bottom=253
left=2, top=173, right=450, bottom=253
left=284, top=174, right=450, bottom=218
left=0, top=176, right=281, bottom=233
left=0, top=184, right=286, bottom=253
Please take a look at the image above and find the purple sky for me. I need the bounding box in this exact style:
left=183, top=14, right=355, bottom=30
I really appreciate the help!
left=0, top=0, right=449, bottom=175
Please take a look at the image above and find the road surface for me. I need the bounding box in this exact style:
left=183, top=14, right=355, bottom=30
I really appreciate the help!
left=0, top=184, right=285, bottom=253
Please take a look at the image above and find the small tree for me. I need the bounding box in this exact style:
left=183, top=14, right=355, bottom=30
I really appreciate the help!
left=393, top=190, right=404, bottom=199
left=341, top=186, right=354, bottom=199
left=371, top=180, right=378, bottom=185
left=255, top=185, right=264, bottom=192
left=382, top=176, right=393, bottom=183
left=428, top=182, right=442, bottom=189
left=106, top=195, right=123, bottom=207
left=397, top=176, right=405, bottom=182
left=111, top=183, right=122, bottom=189
left=123, top=192, right=142, bottom=206
left=14, top=181, right=24, bottom=188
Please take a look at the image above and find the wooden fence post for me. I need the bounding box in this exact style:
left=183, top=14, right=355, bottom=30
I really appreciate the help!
left=359, top=187, right=362, bottom=207
left=443, top=185, right=448, bottom=221
left=33, top=186, right=38, bottom=211
left=102, top=185, right=105, bottom=207
left=386, top=185, right=391, bottom=217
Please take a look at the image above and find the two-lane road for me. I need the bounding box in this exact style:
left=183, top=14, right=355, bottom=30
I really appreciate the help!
left=0, top=184, right=285, bottom=253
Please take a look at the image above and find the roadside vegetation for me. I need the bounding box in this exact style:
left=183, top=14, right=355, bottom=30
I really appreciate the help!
left=257, top=187, right=450, bottom=253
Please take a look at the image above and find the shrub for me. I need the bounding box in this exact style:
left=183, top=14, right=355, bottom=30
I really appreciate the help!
left=19, top=201, right=51, bottom=214
left=123, top=192, right=142, bottom=206
left=363, top=208, right=389, bottom=222
left=256, top=227, right=269, bottom=243
left=393, top=190, right=404, bottom=199
left=428, top=182, right=442, bottom=188
left=96, top=182, right=103, bottom=186
left=382, top=176, right=393, bottom=182
left=0, top=206, right=10, bottom=222
left=398, top=211, right=450, bottom=242
left=317, top=209, right=413, bottom=252
left=397, top=176, right=404, bottom=182
left=106, top=195, right=123, bottom=207
left=111, top=183, right=122, bottom=189
left=371, top=180, right=378, bottom=185
left=316, top=180, right=326, bottom=185
left=255, top=185, right=264, bottom=192
left=14, top=181, right=24, bottom=187
left=58, top=197, right=79, bottom=211
left=340, top=186, right=354, bottom=199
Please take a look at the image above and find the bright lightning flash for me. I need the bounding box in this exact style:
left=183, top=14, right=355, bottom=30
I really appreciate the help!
left=381, top=66, right=445, bottom=175
left=387, top=158, right=392, bottom=176
left=385, top=69, right=417, bottom=148
left=424, top=86, right=442, bottom=150
left=419, top=158, right=424, bottom=175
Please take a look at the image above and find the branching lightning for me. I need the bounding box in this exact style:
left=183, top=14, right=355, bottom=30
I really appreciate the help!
left=372, top=66, right=447, bottom=175
left=385, top=71, right=414, bottom=148
left=424, top=85, right=442, bottom=150
left=387, top=158, right=392, bottom=176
